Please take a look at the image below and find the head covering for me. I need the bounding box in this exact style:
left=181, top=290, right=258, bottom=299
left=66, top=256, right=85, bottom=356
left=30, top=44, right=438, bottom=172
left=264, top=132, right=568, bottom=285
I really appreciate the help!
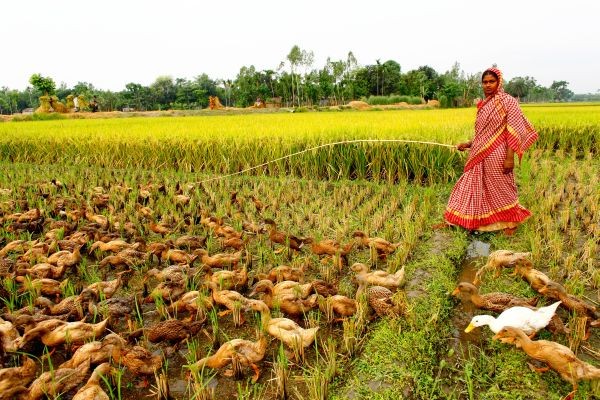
left=483, top=67, right=504, bottom=94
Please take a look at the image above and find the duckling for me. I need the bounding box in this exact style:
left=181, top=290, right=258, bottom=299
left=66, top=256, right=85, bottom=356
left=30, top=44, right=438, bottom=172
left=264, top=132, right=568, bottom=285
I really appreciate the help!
left=194, top=249, right=242, bottom=268
left=257, top=263, right=308, bottom=283
left=59, top=333, right=127, bottom=369
left=351, top=263, right=406, bottom=291
left=245, top=300, right=318, bottom=358
left=465, top=301, right=562, bottom=336
left=203, top=265, right=248, bottom=291
left=72, top=362, right=114, bottom=400
left=352, top=231, right=400, bottom=260
left=493, top=326, right=600, bottom=398
left=263, top=218, right=307, bottom=251
left=113, top=345, right=162, bottom=376
left=451, top=282, right=539, bottom=313
left=473, top=250, right=531, bottom=285
left=512, top=258, right=551, bottom=292
left=166, top=290, right=214, bottom=317
left=366, top=285, right=403, bottom=317
left=26, top=359, right=91, bottom=400
left=0, top=317, right=20, bottom=353
left=188, top=334, right=268, bottom=382
left=0, top=356, right=36, bottom=399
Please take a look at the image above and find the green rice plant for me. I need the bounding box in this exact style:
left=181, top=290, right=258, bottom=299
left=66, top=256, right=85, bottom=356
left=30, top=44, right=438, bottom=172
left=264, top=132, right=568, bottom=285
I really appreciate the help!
left=273, top=344, right=290, bottom=400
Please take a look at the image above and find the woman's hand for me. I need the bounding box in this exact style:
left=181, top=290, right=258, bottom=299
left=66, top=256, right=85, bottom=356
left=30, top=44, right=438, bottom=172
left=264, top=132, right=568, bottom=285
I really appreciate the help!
left=456, top=142, right=472, bottom=151
left=503, top=158, right=514, bottom=174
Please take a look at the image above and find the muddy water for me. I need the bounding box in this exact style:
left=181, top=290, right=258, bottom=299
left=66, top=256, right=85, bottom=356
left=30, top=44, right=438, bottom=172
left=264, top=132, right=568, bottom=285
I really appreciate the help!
left=448, top=240, right=491, bottom=358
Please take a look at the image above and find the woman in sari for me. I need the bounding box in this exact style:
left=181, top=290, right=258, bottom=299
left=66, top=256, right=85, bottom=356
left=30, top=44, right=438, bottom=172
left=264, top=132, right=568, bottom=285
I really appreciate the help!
left=444, top=67, right=538, bottom=235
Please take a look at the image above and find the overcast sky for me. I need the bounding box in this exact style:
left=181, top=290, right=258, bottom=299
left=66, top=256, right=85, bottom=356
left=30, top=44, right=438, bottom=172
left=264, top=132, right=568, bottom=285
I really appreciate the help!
left=2, top=0, right=599, bottom=94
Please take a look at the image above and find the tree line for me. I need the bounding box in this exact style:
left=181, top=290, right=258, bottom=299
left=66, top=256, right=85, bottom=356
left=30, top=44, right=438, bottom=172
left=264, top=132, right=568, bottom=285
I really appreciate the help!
left=0, top=45, right=581, bottom=114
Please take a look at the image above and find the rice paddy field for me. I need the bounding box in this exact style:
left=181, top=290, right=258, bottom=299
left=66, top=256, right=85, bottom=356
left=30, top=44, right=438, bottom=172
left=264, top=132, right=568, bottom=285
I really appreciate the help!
left=0, top=104, right=598, bottom=399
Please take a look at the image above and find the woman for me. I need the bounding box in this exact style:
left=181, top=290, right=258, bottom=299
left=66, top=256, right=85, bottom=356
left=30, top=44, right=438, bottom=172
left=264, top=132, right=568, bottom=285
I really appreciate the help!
left=444, top=67, right=538, bottom=235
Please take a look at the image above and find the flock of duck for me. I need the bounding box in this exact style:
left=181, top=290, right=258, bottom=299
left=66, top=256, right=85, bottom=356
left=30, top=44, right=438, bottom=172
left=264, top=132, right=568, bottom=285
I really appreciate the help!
left=0, top=181, right=407, bottom=399
left=452, top=250, right=600, bottom=399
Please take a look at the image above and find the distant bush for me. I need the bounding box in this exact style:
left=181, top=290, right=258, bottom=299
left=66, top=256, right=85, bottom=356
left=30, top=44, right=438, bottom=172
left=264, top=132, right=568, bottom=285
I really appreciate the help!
left=367, top=95, right=423, bottom=105
left=12, top=113, right=67, bottom=122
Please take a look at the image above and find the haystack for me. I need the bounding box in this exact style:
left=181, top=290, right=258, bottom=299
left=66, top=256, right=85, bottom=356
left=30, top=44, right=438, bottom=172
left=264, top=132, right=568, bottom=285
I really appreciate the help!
left=209, top=96, right=224, bottom=110
left=36, top=95, right=68, bottom=113
left=427, top=99, right=440, bottom=107
left=347, top=101, right=371, bottom=110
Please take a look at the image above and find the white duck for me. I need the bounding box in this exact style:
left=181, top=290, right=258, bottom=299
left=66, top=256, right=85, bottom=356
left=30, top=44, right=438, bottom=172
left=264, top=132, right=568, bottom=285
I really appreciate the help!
left=465, top=301, right=561, bottom=335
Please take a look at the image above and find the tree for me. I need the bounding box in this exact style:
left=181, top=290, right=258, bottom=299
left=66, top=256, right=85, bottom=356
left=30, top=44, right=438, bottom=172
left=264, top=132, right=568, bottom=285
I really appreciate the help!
left=550, top=80, right=573, bottom=102
left=29, top=73, right=56, bottom=96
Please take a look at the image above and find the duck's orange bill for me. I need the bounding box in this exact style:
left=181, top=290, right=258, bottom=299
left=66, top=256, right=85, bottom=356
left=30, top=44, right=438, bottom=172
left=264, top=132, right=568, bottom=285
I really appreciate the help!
left=464, top=323, right=476, bottom=333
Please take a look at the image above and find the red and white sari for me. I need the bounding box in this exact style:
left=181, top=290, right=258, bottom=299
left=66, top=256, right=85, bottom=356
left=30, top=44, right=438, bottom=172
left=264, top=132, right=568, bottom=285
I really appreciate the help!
left=444, top=68, right=538, bottom=232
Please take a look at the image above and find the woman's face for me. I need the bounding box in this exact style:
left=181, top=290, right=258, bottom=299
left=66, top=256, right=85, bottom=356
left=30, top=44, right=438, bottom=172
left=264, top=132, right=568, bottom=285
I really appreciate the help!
left=482, top=73, right=499, bottom=97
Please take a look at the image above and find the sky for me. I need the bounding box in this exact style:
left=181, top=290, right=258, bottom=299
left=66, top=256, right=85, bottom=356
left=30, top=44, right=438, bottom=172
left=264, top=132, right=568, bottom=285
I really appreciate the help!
left=2, top=0, right=599, bottom=94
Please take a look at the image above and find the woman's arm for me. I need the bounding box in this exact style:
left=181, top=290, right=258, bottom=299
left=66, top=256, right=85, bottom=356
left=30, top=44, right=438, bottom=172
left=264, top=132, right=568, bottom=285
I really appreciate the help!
left=503, top=147, right=515, bottom=174
left=456, top=141, right=472, bottom=151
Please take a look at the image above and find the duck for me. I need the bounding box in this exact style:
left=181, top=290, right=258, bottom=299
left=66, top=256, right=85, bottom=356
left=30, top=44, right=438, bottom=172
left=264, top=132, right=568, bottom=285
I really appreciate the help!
left=0, top=356, right=37, bottom=399
left=26, top=359, right=91, bottom=400
left=16, top=262, right=67, bottom=280
left=0, top=317, right=20, bottom=353
left=88, top=296, right=135, bottom=324
left=366, top=285, right=403, bottom=317
left=352, top=231, right=400, bottom=260
left=129, top=318, right=204, bottom=344
left=493, top=326, right=600, bottom=397
left=0, top=239, right=28, bottom=257
left=245, top=299, right=319, bottom=358
left=242, top=220, right=266, bottom=235
left=46, top=244, right=82, bottom=268
left=539, top=281, right=599, bottom=321
left=305, top=238, right=354, bottom=263
left=34, top=295, right=86, bottom=318
left=203, top=264, right=248, bottom=291
left=82, top=270, right=131, bottom=299
left=512, top=258, right=551, bottom=292
left=25, top=318, right=109, bottom=347
left=473, top=250, right=531, bottom=284
left=219, top=236, right=248, bottom=251
left=167, top=290, right=214, bottom=317
left=451, top=282, right=539, bottom=313
left=174, top=235, right=207, bottom=250
left=17, top=277, right=68, bottom=297
left=89, top=239, right=135, bottom=255
left=59, top=333, right=127, bottom=368
left=145, top=264, right=190, bottom=283
left=318, top=295, right=357, bottom=319
left=98, top=254, right=136, bottom=269
left=207, top=282, right=251, bottom=320
left=351, top=263, right=406, bottom=291
left=464, top=301, right=562, bottom=335
left=161, top=248, right=198, bottom=266
left=250, top=279, right=313, bottom=301
left=257, top=263, right=308, bottom=283
left=18, top=242, right=51, bottom=263
left=112, top=345, right=162, bottom=376
left=194, top=249, right=242, bottom=268
left=72, top=362, right=114, bottom=400
left=263, top=218, right=307, bottom=251
left=187, top=334, right=268, bottom=383
left=149, top=220, right=174, bottom=237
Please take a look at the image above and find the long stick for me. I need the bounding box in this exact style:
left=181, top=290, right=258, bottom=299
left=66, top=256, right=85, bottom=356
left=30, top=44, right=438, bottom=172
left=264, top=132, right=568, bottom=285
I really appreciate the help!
left=194, top=139, right=456, bottom=185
